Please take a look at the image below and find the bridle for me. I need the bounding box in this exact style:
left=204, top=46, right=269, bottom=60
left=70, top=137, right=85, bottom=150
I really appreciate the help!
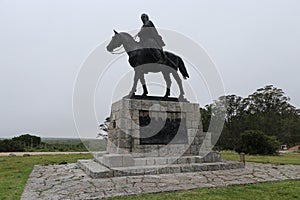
left=110, top=32, right=139, bottom=55
left=111, top=46, right=125, bottom=54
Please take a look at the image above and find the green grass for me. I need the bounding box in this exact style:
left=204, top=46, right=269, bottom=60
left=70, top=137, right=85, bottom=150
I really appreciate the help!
left=0, top=153, right=93, bottom=200
left=221, top=150, right=300, bottom=165
left=110, top=180, right=300, bottom=200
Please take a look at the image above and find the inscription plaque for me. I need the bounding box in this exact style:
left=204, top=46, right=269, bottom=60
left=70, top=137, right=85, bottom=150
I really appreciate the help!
left=139, top=110, right=188, bottom=145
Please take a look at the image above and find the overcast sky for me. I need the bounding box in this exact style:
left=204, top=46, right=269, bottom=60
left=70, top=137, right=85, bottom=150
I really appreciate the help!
left=1, top=0, right=299, bottom=138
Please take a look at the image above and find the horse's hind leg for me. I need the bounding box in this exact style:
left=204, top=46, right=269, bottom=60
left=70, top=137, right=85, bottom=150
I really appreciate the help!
left=162, top=72, right=171, bottom=97
left=172, top=71, right=185, bottom=98
left=139, top=73, right=148, bottom=96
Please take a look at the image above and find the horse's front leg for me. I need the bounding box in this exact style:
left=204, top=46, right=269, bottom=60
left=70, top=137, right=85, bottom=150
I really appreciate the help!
left=128, top=69, right=139, bottom=97
left=172, top=71, right=185, bottom=98
left=139, top=73, right=148, bottom=96
left=162, top=72, right=171, bottom=98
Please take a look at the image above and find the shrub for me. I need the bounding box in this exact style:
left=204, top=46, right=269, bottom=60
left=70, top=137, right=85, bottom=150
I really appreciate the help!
left=0, top=139, right=24, bottom=152
left=12, top=134, right=41, bottom=148
left=236, top=130, right=279, bottom=155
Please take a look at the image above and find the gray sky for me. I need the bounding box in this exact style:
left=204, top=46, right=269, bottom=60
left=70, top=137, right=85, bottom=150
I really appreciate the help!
left=1, top=0, right=300, bottom=138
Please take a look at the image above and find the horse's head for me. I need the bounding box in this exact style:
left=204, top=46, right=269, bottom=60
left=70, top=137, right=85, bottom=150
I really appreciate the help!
left=107, top=30, right=137, bottom=53
left=106, top=30, right=123, bottom=53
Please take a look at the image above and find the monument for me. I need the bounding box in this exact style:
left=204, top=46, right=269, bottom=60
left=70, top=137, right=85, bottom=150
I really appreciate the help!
left=78, top=14, right=244, bottom=178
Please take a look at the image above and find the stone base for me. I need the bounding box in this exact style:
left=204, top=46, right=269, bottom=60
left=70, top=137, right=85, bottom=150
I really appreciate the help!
left=107, top=98, right=203, bottom=156
left=102, top=154, right=134, bottom=167
left=78, top=159, right=244, bottom=179
left=78, top=151, right=244, bottom=178
left=78, top=98, right=244, bottom=179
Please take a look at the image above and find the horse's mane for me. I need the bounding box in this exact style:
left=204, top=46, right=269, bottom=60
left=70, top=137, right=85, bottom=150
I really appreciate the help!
left=119, top=32, right=135, bottom=42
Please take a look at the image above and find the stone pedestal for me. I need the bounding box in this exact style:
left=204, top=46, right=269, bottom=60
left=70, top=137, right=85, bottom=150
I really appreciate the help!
left=107, top=97, right=204, bottom=158
left=78, top=97, right=244, bottom=178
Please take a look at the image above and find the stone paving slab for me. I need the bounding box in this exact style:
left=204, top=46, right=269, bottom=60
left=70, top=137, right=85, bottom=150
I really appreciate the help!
left=21, top=162, right=300, bottom=200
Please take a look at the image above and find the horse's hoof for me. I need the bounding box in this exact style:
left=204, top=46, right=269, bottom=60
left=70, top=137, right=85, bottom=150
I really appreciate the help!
left=164, top=88, right=170, bottom=98
left=178, top=95, right=188, bottom=102
left=164, top=93, right=170, bottom=98
left=124, top=92, right=135, bottom=99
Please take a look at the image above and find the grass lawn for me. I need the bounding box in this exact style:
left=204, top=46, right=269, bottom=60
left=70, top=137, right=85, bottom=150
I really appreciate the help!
left=0, top=153, right=93, bottom=200
left=0, top=152, right=299, bottom=200
left=221, top=150, right=300, bottom=165
left=111, top=180, right=300, bottom=200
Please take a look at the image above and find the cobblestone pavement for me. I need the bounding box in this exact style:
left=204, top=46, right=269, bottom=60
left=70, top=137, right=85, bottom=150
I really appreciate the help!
left=22, top=162, right=300, bottom=200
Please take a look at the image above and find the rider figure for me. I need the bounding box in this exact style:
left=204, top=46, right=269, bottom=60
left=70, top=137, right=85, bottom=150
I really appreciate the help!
left=138, top=13, right=165, bottom=64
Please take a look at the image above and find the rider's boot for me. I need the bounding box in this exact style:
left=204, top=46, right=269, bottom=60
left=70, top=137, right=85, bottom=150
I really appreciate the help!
left=155, top=49, right=165, bottom=64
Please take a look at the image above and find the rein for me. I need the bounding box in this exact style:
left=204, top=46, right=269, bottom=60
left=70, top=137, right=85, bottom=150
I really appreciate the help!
left=110, top=32, right=138, bottom=55
left=111, top=46, right=126, bottom=54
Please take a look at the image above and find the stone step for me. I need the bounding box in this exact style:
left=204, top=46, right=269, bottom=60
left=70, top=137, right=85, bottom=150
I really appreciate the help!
left=93, top=151, right=107, bottom=158
left=112, top=161, right=244, bottom=177
left=93, top=152, right=221, bottom=167
left=78, top=159, right=244, bottom=179
left=77, top=159, right=112, bottom=178
left=133, top=156, right=205, bottom=166
left=94, top=155, right=200, bottom=166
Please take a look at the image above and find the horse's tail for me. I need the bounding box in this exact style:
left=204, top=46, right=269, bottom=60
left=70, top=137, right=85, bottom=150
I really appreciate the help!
left=178, top=57, right=189, bottom=79
left=165, top=51, right=189, bottom=79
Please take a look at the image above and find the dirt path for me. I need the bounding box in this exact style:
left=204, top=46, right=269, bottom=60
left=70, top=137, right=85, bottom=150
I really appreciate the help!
left=0, top=152, right=91, bottom=156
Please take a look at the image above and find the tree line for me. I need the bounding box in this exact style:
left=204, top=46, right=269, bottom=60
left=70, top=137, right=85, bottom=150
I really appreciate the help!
left=97, top=85, right=299, bottom=155
left=201, top=85, right=300, bottom=154
left=0, top=134, right=88, bottom=152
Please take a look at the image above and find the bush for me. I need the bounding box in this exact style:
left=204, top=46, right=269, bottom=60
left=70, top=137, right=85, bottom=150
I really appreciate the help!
left=12, top=134, right=41, bottom=148
left=0, top=139, right=24, bottom=152
left=236, top=130, right=279, bottom=155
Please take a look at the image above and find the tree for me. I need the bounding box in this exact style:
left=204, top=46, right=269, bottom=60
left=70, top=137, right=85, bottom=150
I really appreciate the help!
left=245, top=85, right=293, bottom=114
left=0, top=139, right=24, bottom=152
left=97, top=117, right=110, bottom=139
left=236, top=130, right=279, bottom=155
left=12, top=134, right=41, bottom=149
left=200, top=105, right=212, bottom=132
left=211, top=85, right=300, bottom=150
left=210, top=95, right=246, bottom=150
left=243, top=85, right=299, bottom=146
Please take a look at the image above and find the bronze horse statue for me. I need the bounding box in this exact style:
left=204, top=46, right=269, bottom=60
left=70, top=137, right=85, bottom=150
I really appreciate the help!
left=106, top=30, right=189, bottom=99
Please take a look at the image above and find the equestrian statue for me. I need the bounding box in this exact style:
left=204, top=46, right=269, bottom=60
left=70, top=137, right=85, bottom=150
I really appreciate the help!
left=106, top=13, right=189, bottom=99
